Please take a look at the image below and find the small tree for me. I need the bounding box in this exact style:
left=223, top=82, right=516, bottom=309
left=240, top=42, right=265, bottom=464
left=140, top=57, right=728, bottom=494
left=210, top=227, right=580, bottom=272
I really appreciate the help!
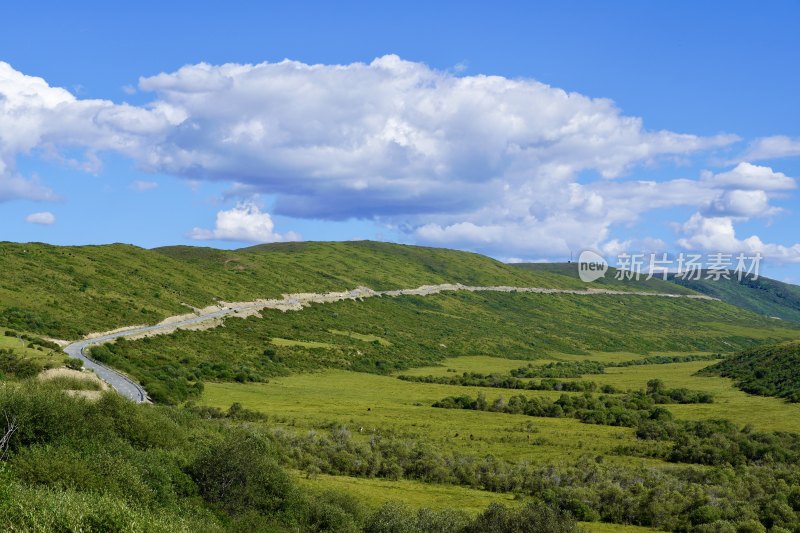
left=646, top=378, right=666, bottom=396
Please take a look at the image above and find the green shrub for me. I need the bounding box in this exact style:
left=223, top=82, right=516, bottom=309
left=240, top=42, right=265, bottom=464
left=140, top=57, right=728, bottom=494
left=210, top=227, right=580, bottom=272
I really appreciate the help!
left=64, top=357, right=84, bottom=371
left=189, top=431, right=293, bottom=515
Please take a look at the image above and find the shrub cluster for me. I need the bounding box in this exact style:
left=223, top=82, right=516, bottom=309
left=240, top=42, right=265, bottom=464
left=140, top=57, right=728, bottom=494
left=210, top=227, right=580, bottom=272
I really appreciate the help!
left=0, top=382, right=585, bottom=532
left=0, top=349, right=42, bottom=379
left=510, top=354, right=720, bottom=379
left=700, top=342, right=800, bottom=402
left=398, top=372, right=606, bottom=393
left=267, top=421, right=800, bottom=531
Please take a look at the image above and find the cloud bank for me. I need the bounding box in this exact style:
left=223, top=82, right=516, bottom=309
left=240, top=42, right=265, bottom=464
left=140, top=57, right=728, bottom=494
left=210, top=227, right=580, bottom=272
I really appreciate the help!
left=1, top=56, right=798, bottom=261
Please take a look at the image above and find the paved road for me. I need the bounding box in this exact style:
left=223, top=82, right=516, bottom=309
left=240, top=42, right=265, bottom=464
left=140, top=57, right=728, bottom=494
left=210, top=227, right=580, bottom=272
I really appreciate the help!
left=63, top=283, right=717, bottom=403
left=62, top=307, right=237, bottom=403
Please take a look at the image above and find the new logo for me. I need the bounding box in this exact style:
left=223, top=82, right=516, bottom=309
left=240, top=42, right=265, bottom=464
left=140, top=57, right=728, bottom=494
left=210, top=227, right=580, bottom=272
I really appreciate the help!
left=578, top=250, right=608, bottom=282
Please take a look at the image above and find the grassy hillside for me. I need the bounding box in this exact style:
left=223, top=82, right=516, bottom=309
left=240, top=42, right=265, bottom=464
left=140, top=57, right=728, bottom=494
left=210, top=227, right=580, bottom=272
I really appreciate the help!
left=511, top=263, right=696, bottom=295
left=94, top=289, right=799, bottom=403
left=515, top=262, right=800, bottom=322
left=700, top=341, right=800, bottom=402
left=669, top=272, right=800, bottom=322
left=0, top=241, right=592, bottom=339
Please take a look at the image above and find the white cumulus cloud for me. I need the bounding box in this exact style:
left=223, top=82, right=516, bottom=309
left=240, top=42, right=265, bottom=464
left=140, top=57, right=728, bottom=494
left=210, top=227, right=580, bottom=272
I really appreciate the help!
left=25, top=211, right=55, bottom=225
left=677, top=213, right=800, bottom=264
left=189, top=202, right=300, bottom=244
left=701, top=162, right=796, bottom=191
left=6, top=58, right=800, bottom=260
left=741, top=136, right=800, bottom=161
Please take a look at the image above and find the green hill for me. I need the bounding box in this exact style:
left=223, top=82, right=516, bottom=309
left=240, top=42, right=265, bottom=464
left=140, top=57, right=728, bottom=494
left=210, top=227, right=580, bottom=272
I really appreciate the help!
left=514, top=262, right=800, bottom=322
left=668, top=272, right=800, bottom=322
left=700, top=341, right=800, bottom=402
left=512, top=262, right=696, bottom=295
left=5, top=241, right=800, bottom=531
left=0, top=241, right=694, bottom=339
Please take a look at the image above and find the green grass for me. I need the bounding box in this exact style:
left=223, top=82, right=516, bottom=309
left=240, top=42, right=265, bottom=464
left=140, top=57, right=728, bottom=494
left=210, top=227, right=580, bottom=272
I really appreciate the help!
left=101, top=289, right=800, bottom=403
left=670, top=271, right=800, bottom=322
left=517, top=262, right=800, bottom=323
left=271, top=338, right=337, bottom=349
left=513, top=262, right=697, bottom=295
left=298, top=472, right=658, bottom=532
left=200, top=347, right=800, bottom=467
left=202, top=371, right=636, bottom=464
left=544, top=360, right=800, bottom=433
left=0, top=241, right=581, bottom=339
left=0, top=241, right=705, bottom=340
left=296, top=472, right=518, bottom=514
left=0, top=329, right=61, bottom=364
left=329, top=329, right=392, bottom=346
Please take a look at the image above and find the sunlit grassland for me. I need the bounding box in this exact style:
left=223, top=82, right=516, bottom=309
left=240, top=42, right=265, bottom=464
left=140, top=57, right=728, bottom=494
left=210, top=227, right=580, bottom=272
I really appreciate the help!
left=295, top=472, right=517, bottom=514
left=0, top=328, right=62, bottom=366
left=201, top=349, right=800, bottom=467
left=0, top=241, right=599, bottom=339
left=578, top=360, right=800, bottom=432
left=401, top=355, right=800, bottom=433
left=106, top=290, right=800, bottom=405
left=397, top=352, right=685, bottom=378
left=329, top=329, right=392, bottom=346
left=202, top=370, right=635, bottom=464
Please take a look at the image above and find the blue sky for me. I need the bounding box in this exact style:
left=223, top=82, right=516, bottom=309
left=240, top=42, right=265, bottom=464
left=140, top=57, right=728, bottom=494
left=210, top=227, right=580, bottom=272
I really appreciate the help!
left=2, top=1, right=799, bottom=280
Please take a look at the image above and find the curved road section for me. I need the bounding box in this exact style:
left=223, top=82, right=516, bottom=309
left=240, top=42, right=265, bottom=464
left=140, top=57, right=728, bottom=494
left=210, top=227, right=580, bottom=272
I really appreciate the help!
left=63, top=283, right=717, bottom=404
left=62, top=306, right=240, bottom=403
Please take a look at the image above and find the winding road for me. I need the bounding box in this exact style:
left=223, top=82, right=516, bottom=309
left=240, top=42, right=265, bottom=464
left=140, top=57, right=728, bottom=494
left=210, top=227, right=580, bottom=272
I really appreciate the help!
left=63, top=283, right=718, bottom=403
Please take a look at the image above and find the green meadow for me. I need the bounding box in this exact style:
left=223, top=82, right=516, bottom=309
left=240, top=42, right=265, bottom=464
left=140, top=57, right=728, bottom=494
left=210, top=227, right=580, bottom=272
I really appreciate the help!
left=197, top=348, right=800, bottom=522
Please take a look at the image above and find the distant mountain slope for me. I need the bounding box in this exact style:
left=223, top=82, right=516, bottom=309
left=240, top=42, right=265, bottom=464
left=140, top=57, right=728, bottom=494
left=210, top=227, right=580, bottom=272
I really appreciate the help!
left=514, top=262, right=800, bottom=322
left=668, top=273, right=800, bottom=322
left=700, top=341, right=800, bottom=402
left=511, top=262, right=696, bottom=295
left=0, top=241, right=595, bottom=339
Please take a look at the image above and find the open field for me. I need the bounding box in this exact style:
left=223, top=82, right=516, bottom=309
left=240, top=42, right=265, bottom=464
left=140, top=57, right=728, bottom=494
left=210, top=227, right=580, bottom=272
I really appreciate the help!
left=197, top=346, right=800, bottom=530
left=202, top=370, right=635, bottom=464
left=572, top=360, right=800, bottom=432
left=296, top=473, right=518, bottom=514
left=0, top=328, right=61, bottom=363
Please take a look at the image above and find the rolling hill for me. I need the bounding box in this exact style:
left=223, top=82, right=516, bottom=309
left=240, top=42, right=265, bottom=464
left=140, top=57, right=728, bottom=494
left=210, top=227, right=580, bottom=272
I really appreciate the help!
left=515, top=262, right=800, bottom=323
left=0, top=241, right=688, bottom=339
left=669, top=272, right=800, bottom=322
left=0, top=241, right=572, bottom=339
